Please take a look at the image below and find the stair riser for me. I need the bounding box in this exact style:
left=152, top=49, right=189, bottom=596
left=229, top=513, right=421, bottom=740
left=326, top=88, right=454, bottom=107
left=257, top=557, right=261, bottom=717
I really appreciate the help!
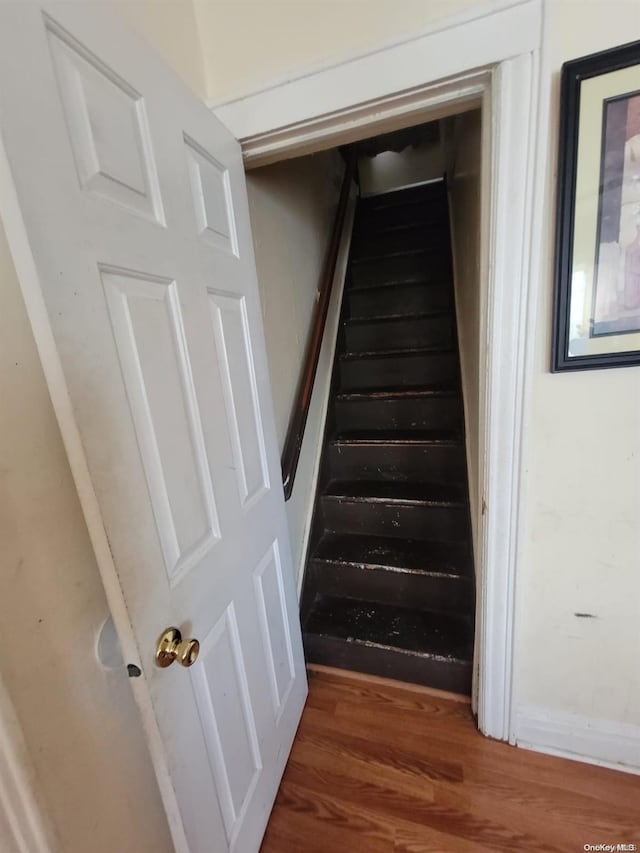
left=335, top=396, right=461, bottom=432
left=361, top=183, right=446, bottom=210
left=355, top=203, right=447, bottom=234
left=345, top=314, right=453, bottom=352
left=321, top=498, right=468, bottom=542
left=348, top=282, right=450, bottom=318
left=350, top=252, right=448, bottom=288
left=340, top=351, right=458, bottom=390
left=303, top=633, right=472, bottom=695
left=314, top=535, right=473, bottom=577
left=351, top=224, right=449, bottom=259
left=327, top=442, right=466, bottom=483
left=310, top=560, right=474, bottom=614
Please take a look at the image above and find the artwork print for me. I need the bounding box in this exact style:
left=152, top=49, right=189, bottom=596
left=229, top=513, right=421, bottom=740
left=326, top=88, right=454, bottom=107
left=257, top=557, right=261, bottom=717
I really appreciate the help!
left=592, top=91, right=640, bottom=336
left=553, top=40, right=640, bottom=371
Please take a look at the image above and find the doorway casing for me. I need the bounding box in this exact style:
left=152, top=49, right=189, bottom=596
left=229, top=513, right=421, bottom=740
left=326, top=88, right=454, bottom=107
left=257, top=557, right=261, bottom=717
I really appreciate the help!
left=213, top=0, right=545, bottom=743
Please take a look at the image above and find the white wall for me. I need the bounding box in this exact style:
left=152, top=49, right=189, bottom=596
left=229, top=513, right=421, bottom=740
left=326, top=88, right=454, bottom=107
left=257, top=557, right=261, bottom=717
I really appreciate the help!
left=359, top=140, right=445, bottom=196
left=193, top=0, right=487, bottom=104
left=246, top=151, right=344, bottom=579
left=448, top=110, right=482, bottom=563
left=0, top=3, right=206, bottom=849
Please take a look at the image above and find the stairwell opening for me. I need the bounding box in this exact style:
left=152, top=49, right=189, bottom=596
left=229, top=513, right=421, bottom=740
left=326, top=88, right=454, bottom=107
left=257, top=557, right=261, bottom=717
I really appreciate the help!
left=246, top=109, right=483, bottom=699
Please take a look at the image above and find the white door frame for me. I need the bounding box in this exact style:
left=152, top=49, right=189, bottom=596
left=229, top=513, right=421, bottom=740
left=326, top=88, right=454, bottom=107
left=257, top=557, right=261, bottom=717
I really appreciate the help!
left=213, top=0, right=545, bottom=742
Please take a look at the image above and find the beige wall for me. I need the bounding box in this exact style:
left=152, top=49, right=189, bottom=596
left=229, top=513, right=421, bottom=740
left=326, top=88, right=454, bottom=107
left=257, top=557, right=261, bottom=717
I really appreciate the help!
left=0, top=2, right=206, bottom=849
left=448, top=110, right=482, bottom=564
left=516, top=0, right=640, bottom=728
left=193, top=0, right=486, bottom=103
left=114, top=0, right=206, bottom=95
left=247, top=151, right=344, bottom=576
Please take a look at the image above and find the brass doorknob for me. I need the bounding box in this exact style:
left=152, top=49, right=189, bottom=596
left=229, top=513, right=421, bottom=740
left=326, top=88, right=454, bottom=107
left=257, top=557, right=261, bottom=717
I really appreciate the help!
left=155, top=627, right=200, bottom=668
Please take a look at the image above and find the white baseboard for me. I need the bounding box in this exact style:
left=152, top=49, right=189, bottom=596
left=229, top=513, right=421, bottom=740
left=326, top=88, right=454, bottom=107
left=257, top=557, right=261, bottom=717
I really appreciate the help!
left=514, top=705, right=640, bottom=775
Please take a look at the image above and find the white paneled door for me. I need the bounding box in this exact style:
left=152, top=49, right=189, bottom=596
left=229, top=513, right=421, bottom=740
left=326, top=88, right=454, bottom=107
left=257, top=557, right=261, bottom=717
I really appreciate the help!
left=0, top=3, right=307, bottom=851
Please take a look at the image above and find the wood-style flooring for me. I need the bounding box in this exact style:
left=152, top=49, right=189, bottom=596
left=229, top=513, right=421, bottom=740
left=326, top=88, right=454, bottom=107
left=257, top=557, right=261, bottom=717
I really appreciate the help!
left=261, top=667, right=640, bottom=852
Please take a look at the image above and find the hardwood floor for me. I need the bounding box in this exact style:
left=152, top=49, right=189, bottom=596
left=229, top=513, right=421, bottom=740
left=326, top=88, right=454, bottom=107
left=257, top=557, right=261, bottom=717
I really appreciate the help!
left=261, top=667, right=640, bottom=852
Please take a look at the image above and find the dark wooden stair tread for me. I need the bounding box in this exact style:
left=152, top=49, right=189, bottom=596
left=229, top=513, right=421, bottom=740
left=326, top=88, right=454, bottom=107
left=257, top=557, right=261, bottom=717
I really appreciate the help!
left=304, top=596, right=473, bottom=663
left=345, top=280, right=450, bottom=294
left=355, top=202, right=450, bottom=234
left=312, top=533, right=473, bottom=577
left=331, top=429, right=462, bottom=445
left=323, top=480, right=467, bottom=506
left=360, top=180, right=446, bottom=210
left=351, top=222, right=448, bottom=255
left=340, top=344, right=454, bottom=360
left=344, top=309, right=450, bottom=325
left=351, top=246, right=446, bottom=264
left=336, top=384, right=458, bottom=401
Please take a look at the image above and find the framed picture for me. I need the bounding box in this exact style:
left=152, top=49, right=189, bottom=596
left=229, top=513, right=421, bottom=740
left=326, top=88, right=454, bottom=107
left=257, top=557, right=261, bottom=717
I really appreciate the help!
left=553, top=40, right=640, bottom=371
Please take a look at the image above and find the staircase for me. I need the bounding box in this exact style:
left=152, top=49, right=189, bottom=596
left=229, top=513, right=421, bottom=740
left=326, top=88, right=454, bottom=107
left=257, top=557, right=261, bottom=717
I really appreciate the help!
left=300, top=179, right=475, bottom=696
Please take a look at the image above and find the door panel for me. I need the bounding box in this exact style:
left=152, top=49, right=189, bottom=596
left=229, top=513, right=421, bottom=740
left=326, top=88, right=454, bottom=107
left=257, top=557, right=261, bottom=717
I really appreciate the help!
left=185, top=135, right=238, bottom=255
left=0, top=4, right=307, bottom=851
left=47, top=18, right=166, bottom=224
left=192, top=603, right=263, bottom=844
left=103, top=268, right=222, bottom=582
left=253, top=542, right=297, bottom=719
left=209, top=289, right=270, bottom=506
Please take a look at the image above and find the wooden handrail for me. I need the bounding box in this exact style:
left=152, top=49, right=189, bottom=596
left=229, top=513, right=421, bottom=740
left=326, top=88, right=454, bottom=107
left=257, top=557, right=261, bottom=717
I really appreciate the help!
left=281, top=151, right=356, bottom=500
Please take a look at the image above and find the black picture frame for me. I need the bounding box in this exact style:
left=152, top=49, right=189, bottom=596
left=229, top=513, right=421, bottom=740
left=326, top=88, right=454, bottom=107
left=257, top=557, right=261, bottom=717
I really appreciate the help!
left=553, top=39, right=640, bottom=372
